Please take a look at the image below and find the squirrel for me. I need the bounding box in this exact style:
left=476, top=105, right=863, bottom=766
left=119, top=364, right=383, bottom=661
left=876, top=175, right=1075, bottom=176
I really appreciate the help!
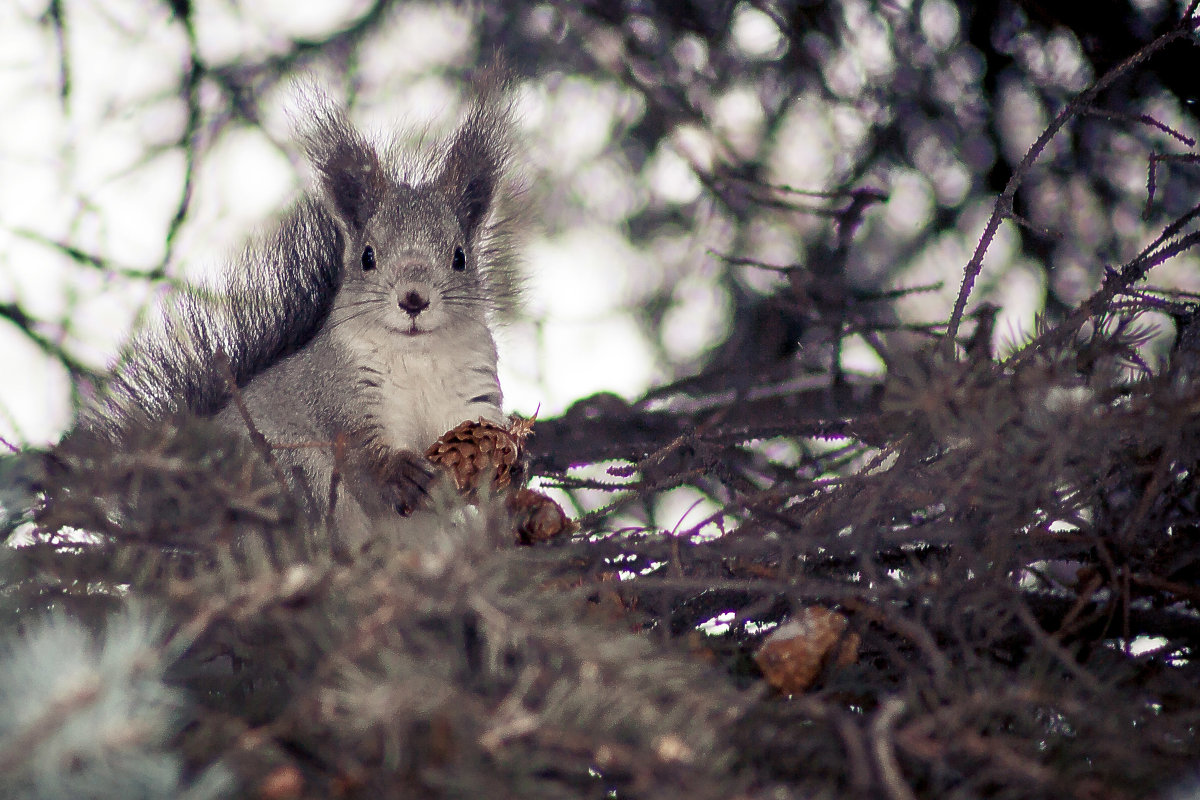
left=79, top=78, right=524, bottom=542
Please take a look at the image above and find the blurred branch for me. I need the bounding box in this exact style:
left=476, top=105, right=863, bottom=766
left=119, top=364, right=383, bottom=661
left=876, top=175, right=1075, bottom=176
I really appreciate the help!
left=944, top=7, right=1200, bottom=351
left=0, top=302, right=99, bottom=383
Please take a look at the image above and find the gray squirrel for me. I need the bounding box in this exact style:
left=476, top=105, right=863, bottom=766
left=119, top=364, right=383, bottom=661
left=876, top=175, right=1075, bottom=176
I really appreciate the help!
left=81, top=79, right=524, bottom=540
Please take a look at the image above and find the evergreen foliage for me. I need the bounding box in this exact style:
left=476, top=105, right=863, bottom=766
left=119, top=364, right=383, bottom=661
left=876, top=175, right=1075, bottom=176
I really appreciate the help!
left=4, top=1, right=1200, bottom=798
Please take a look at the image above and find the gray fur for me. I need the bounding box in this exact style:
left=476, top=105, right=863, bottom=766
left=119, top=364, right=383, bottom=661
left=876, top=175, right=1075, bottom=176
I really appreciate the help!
left=83, top=83, right=524, bottom=539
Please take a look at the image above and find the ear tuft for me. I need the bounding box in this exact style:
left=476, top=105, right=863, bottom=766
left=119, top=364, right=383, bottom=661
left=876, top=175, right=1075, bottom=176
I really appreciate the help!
left=434, top=75, right=516, bottom=242
left=297, top=96, right=384, bottom=233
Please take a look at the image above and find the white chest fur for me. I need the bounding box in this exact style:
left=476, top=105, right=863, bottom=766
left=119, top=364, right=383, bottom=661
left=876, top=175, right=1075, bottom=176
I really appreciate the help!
left=339, top=321, right=505, bottom=452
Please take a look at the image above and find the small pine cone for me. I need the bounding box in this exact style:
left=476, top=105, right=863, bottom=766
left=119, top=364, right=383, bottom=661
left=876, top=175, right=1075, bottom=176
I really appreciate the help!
left=508, top=488, right=578, bottom=544
left=426, top=418, right=530, bottom=492
left=754, top=607, right=859, bottom=694
left=258, top=765, right=304, bottom=800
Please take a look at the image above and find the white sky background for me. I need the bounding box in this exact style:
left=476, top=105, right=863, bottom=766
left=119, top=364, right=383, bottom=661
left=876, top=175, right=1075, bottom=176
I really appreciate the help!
left=2, top=0, right=1197, bottom=531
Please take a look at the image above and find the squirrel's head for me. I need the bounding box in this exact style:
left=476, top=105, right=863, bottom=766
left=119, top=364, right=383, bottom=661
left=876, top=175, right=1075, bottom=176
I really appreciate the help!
left=300, top=90, right=521, bottom=340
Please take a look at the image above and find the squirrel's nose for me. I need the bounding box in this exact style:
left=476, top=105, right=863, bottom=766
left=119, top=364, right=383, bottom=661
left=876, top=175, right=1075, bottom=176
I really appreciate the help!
left=399, top=289, right=430, bottom=316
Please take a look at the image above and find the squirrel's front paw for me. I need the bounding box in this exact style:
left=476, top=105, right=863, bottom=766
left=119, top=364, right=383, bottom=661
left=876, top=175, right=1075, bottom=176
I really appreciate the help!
left=372, top=449, right=437, bottom=517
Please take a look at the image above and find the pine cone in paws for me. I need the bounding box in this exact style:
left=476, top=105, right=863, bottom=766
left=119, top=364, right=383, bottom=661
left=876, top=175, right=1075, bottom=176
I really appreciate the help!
left=508, top=488, right=577, bottom=544
left=426, top=417, right=534, bottom=492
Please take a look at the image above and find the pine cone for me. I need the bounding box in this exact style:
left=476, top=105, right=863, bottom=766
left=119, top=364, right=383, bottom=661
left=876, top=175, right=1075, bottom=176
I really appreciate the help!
left=754, top=607, right=859, bottom=694
left=426, top=417, right=533, bottom=492
left=508, top=488, right=578, bottom=544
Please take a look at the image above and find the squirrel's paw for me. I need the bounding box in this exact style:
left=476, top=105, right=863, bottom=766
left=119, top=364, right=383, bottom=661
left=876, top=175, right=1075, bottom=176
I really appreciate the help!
left=373, top=449, right=437, bottom=517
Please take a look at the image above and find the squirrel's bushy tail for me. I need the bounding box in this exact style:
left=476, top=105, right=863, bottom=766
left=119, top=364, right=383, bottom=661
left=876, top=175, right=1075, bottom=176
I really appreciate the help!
left=84, top=198, right=345, bottom=436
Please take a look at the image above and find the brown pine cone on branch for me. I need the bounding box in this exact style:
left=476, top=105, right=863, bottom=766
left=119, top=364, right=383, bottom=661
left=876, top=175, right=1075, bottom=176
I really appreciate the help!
left=754, top=607, right=859, bottom=694
left=508, top=488, right=579, bottom=544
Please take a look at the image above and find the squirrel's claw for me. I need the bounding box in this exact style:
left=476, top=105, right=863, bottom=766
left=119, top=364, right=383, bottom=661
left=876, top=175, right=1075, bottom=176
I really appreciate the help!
left=373, top=449, right=437, bottom=517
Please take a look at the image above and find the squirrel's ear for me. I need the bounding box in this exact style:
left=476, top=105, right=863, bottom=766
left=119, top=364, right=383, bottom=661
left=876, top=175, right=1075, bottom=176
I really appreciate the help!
left=435, top=100, right=513, bottom=242
left=301, top=108, right=384, bottom=233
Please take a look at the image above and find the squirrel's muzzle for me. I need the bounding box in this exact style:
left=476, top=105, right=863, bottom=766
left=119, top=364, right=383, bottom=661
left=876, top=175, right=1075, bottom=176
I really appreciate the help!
left=399, top=289, right=431, bottom=317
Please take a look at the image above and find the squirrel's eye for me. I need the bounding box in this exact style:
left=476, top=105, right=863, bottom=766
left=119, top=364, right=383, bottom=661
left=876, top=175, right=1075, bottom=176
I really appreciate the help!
left=452, top=246, right=466, bottom=272
left=361, top=245, right=376, bottom=271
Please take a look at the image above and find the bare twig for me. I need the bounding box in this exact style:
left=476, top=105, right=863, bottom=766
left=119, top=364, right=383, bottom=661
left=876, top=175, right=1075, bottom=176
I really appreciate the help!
left=944, top=14, right=1200, bottom=352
